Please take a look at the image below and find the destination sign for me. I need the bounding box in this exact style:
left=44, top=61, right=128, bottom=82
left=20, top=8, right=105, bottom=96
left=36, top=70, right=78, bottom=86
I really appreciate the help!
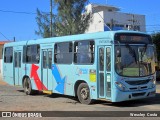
left=114, top=33, right=152, bottom=44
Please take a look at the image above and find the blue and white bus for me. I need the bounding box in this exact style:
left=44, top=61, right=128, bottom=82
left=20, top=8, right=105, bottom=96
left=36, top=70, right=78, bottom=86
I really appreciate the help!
left=3, top=31, right=156, bottom=104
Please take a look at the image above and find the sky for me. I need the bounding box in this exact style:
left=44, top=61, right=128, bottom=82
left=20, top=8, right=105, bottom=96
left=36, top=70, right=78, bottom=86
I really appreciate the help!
left=0, top=0, right=160, bottom=41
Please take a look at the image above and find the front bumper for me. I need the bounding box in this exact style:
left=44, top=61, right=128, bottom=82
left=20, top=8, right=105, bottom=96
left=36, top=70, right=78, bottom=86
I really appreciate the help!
left=112, top=87, right=156, bottom=102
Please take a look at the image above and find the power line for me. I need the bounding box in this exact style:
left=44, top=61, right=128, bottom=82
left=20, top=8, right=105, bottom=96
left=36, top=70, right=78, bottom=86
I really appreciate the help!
left=0, top=9, right=50, bottom=15
left=0, top=9, right=159, bottom=27
left=0, top=9, right=36, bottom=15
left=0, top=31, right=10, bottom=41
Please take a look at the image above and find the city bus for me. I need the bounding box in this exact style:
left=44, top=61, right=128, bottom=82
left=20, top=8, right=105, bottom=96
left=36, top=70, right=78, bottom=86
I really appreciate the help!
left=2, top=30, right=156, bottom=104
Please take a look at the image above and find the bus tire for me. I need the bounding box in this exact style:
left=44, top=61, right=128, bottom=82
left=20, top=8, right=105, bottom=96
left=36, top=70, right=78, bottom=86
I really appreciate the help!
left=23, top=77, right=34, bottom=95
left=77, top=83, right=93, bottom=105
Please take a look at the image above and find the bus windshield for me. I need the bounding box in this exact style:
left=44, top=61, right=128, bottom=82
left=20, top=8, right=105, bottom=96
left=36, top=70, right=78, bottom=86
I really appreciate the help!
left=115, top=45, right=155, bottom=77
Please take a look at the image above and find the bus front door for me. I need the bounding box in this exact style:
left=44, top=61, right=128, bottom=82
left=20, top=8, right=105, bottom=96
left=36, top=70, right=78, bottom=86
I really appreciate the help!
left=14, top=51, right=22, bottom=85
left=42, top=49, right=53, bottom=90
left=98, top=47, right=112, bottom=100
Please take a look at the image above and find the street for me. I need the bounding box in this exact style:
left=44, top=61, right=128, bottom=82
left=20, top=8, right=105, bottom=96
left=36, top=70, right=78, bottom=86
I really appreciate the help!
left=0, top=79, right=160, bottom=119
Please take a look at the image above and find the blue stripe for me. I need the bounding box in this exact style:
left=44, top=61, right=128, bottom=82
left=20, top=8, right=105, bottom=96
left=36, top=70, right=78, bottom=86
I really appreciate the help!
left=52, top=64, right=65, bottom=94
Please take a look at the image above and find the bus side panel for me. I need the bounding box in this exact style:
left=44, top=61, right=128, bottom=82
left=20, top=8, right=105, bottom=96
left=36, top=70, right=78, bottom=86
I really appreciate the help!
left=25, top=64, right=39, bottom=90
left=3, top=63, right=14, bottom=85
left=51, top=64, right=98, bottom=99
left=73, top=65, right=98, bottom=100
left=28, top=63, right=49, bottom=91
left=51, top=64, right=74, bottom=95
left=20, top=61, right=26, bottom=86
left=3, top=46, right=14, bottom=85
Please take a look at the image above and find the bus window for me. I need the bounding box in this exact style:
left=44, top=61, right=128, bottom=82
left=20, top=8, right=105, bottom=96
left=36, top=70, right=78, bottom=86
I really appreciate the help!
left=90, top=41, right=95, bottom=63
left=43, top=51, right=47, bottom=68
left=14, top=52, right=18, bottom=67
left=14, top=52, right=21, bottom=68
left=23, top=46, right=27, bottom=63
left=48, top=51, right=52, bottom=69
left=32, top=45, right=40, bottom=63
left=27, top=46, right=32, bottom=62
left=54, top=42, right=72, bottom=64
left=99, top=48, right=104, bottom=71
left=23, top=45, right=40, bottom=64
left=4, top=47, right=13, bottom=63
left=74, top=40, right=94, bottom=64
left=106, top=48, right=111, bottom=71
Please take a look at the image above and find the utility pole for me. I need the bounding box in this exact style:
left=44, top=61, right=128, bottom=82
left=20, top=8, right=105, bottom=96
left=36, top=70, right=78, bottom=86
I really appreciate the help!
left=13, top=37, right=15, bottom=42
left=50, top=0, right=53, bottom=37
left=110, top=19, right=114, bottom=30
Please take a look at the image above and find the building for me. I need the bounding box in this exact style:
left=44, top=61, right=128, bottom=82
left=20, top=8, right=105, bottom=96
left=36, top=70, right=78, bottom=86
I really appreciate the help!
left=85, top=3, right=146, bottom=33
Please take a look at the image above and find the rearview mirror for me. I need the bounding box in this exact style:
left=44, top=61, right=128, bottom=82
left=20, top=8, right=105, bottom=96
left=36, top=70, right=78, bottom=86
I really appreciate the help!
left=116, top=48, right=121, bottom=57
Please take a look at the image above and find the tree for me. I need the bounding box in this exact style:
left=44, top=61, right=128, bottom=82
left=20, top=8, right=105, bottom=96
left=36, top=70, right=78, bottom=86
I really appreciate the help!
left=35, top=9, right=55, bottom=38
left=54, top=0, right=92, bottom=36
left=152, top=32, right=160, bottom=61
left=35, top=0, right=92, bottom=38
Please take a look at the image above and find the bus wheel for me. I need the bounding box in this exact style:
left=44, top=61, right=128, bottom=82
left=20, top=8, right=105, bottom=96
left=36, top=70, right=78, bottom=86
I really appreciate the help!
left=23, top=78, right=33, bottom=95
left=77, top=83, right=93, bottom=105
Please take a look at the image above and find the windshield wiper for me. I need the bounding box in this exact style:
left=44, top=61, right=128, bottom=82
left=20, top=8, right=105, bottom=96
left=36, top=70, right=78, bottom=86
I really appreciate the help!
left=141, top=44, right=148, bottom=58
left=125, top=44, right=137, bottom=64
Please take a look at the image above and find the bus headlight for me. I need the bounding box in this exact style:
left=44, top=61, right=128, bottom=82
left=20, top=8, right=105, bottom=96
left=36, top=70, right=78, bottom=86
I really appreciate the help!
left=115, top=82, right=127, bottom=91
left=149, top=79, right=156, bottom=88
left=152, top=79, right=156, bottom=85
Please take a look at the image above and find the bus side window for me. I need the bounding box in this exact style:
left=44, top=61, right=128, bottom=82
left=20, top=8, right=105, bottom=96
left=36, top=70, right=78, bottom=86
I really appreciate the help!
left=106, top=48, right=111, bottom=71
left=4, top=47, right=13, bottom=63
left=74, top=42, right=78, bottom=63
left=54, top=44, right=57, bottom=63
left=54, top=42, right=73, bottom=64
left=23, top=46, right=27, bottom=63
left=74, top=40, right=94, bottom=64
left=43, top=51, right=47, bottom=68
left=32, top=45, right=40, bottom=63
left=48, top=51, right=52, bottom=69
left=27, top=46, right=32, bottom=63
left=23, top=44, right=40, bottom=64
left=90, top=41, right=94, bottom=63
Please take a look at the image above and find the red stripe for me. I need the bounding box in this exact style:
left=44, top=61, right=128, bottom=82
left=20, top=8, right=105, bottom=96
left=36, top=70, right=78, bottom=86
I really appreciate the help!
left=30, top=64, right=48, bottom=90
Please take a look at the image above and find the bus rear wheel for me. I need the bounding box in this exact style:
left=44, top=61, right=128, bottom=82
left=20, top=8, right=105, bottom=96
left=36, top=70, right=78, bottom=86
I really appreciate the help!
left=23, top=78, right=34, bottom=95
left=77, top=83, right=93, bottom=105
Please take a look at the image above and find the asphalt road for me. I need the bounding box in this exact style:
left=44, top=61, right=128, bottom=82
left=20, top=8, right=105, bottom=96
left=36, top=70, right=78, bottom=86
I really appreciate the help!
left=0, top=79, right=160, bottom=120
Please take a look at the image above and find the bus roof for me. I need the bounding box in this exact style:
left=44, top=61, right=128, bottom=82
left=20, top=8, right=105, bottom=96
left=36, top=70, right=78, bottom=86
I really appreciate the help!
left=4, top=30, right=149, bottom=47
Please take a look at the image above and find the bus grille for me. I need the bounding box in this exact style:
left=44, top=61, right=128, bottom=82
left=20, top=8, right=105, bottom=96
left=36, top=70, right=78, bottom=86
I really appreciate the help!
left=125, top=79, right=150, bottom=85
left=132, top=92, right=146, bottom=97
left=129, top=86, right=147, bottom=91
